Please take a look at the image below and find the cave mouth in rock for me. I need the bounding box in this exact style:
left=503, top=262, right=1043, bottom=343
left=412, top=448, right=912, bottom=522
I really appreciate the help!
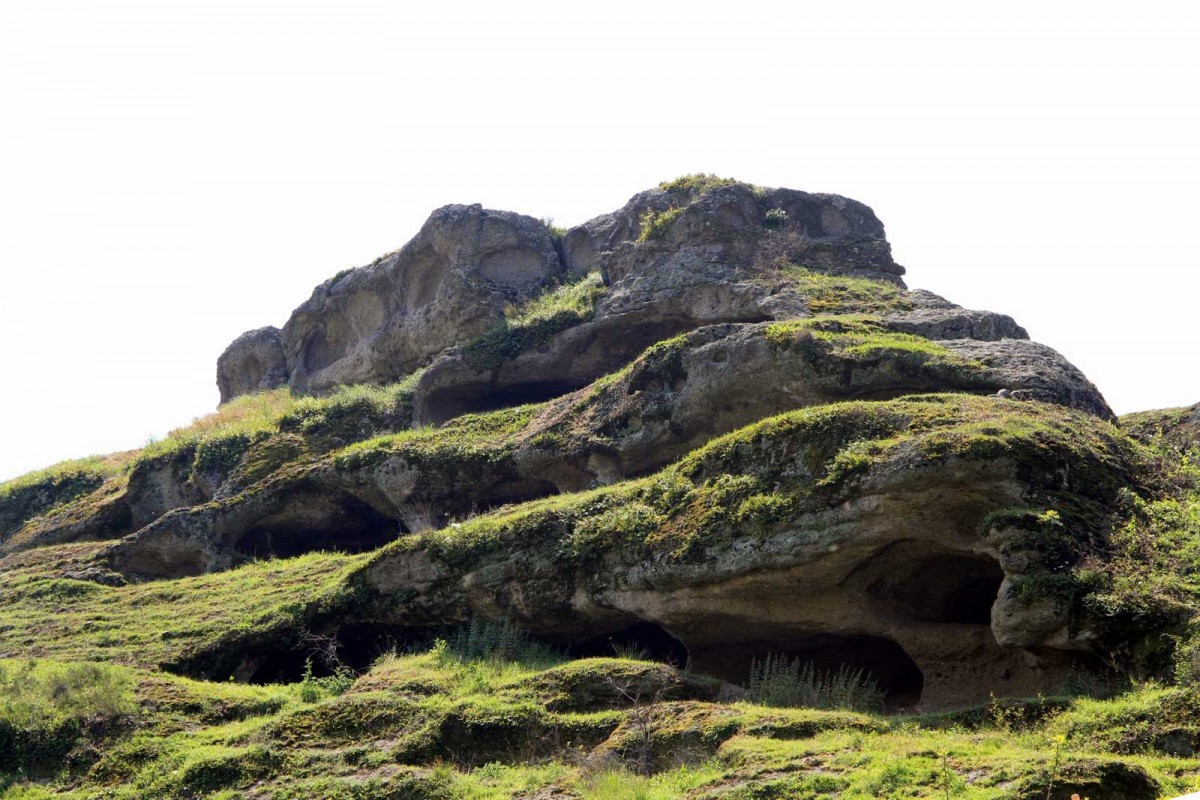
left=425, top=379, right=588, bottom=425
left=691, top=633, right=925, bottom=710
left=234, top=494, right=403, bottom=560
left=855, top=541, right=1005, bottom=625
left=230, top=623, right=430, bottom=684
left=565, top=622, right=690, bottom=667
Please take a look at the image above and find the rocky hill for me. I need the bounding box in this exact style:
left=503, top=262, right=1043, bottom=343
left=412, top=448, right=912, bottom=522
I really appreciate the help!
left=2, top=175, right=1198, bottom=799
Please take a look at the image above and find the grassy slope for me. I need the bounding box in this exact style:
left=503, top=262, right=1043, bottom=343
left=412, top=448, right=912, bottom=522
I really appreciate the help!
left=2, top=647, right=1199, bottom=799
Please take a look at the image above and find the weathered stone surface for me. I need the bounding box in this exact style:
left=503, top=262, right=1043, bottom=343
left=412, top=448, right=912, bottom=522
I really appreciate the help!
left=216, top=327, right=288, bottom=404
left=941, top=338, right=1116, bottom=420
left=104, top=320, right=1114, bottom=579
left=885, top=290, right=1027, bottom=341
left=348, top=395, right=1146, bottom=709
left=280, top=205, right=563, bottom=394
left=563, top=182, right=903, bottom=286
left=219, top=180, right=907, bottom=404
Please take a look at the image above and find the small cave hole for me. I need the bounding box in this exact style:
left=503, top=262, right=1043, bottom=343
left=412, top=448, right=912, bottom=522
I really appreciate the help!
left=868, top=553, right=1004, bottom=625
left=850, top=541, right=1005, bottom=626
left=234, top=493, right=403, bottom=560
left=224, top=623, right=431, bottom=685
left=425, top=380, right=588, bottom=425
left=565, top=622, right=690, bottom=667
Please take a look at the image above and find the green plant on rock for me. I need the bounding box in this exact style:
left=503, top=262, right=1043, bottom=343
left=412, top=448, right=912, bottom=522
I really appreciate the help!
left=463, top=272, right=606, bottom=371
left=636, top=207, right=683, bottom=244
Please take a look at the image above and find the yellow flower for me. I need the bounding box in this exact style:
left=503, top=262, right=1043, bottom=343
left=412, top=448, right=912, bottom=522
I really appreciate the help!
left=1052, top=734, right=1067, bottom=744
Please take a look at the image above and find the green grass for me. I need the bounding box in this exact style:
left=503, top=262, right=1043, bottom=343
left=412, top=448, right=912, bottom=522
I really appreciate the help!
left=0, top=544, right=360, bottom=670
left=764, top=316, right=980, bottom=370
left=1, top=608, right=1199, bottom=798
left=636, top=207, right=684, bottom=244
left=463, top=272, right=606, bottom=371
left=362, top=393, right=1148, bottom=573
left=774, top=266, right=914, bottom=315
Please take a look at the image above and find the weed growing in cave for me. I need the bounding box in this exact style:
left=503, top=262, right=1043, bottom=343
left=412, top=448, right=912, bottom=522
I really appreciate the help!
left=747, top=653, right=885, bottom=712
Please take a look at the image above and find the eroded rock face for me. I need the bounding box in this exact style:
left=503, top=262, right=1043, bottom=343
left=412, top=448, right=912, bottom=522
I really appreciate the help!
left=104, top=321, right=1114, bottom=580
left=563, top=183, right=903, bottom=285
left=216, top=327, right=289, bottom=404
left=218, top=181, right=905, bottom=405
left=347, top=395, right=1146, bottom=709
left=229, top=205, right=563, bottom=397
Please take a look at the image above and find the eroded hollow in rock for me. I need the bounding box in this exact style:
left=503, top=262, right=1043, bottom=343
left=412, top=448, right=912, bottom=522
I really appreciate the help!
left=852, top=541, right=1005, bottom=625
left=425, top=379, right=588, bottom=425
left=233, top=493, right=402, bottom=560
left=565, top=622, right=690, bottom=667
left=691, top=634, right=926, bottom=709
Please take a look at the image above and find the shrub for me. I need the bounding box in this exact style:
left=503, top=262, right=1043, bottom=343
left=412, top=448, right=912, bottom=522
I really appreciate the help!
left=747, top=653, right=885, bottom=712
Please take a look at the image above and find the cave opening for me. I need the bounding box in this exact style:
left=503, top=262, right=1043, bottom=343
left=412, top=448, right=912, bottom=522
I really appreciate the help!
left=233, top=623, right=429, bottom=684
left=565, top=622, right=690, bottom=667
left=690, top=633, right=925, bottom=710
left=851, top=541, right=1005, bottom=626
left=234, top=493, right=403, bottom=560
left=424, top=379, right=589, bottom=425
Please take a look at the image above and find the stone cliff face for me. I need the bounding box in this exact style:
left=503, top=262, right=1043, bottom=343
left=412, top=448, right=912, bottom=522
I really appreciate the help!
left=3, top=176, right=1169, bottom=714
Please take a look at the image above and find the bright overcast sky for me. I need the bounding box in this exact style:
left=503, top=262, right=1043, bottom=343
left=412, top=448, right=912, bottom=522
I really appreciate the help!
left=1, top=1, right=1198, bottom=482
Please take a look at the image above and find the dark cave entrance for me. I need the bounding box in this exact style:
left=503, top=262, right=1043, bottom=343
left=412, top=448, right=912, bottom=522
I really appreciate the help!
left=424, top=379, right=590, bottom=425
left=851, top=541, right=1005, bottom=626
left=224, top=623, right=429, bottom=685
left=234, top=493, right=403, bottom=560
left=565, top=622, right=691, bottom=667
left=691, top=633, right=925, bottom=710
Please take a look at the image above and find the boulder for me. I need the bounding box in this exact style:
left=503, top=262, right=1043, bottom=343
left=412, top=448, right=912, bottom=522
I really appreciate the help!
left=216, top=327, right=288, bottom=404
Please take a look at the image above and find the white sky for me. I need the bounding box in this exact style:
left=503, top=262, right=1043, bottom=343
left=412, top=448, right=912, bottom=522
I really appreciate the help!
left=1, top=1, right=1198, bottom=482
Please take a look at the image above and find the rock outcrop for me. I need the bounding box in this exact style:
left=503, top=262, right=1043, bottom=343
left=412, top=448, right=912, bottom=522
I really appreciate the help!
left=218, top=179, right=905, bottom=405
left=2, top=176, right=1163, bottom=717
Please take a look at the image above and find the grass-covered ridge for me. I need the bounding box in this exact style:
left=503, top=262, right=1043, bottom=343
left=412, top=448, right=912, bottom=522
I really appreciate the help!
left=0, top=375, right=424, bottom=550
left=367, top=393, right=1149, bottom=570
left=463, top=272, right=607, bottom=371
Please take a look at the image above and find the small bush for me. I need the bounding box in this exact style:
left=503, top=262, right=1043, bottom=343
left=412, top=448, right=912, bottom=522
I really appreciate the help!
left=0, top=660, right=136, bottom=775
left=298, top=657, right=355, bottom=703
left=763, top=207, right=788, bottom=230
left=747, top=653, right=885, bottom=712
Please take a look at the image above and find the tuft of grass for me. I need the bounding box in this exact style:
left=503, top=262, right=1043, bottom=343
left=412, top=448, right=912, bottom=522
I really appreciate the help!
left=747, top=653, right=886, bottom=713
left=636, top=207, right=684, bottom=244
left=578, top=762, right=723, bottom=800
left=774, top=265, right=914, bottom=315
left=463, top=272, right=606, bottom=371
